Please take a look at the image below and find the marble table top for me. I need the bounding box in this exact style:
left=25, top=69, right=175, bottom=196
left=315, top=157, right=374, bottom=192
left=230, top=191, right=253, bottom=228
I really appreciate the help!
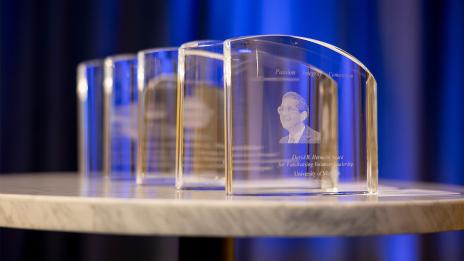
left=0, top=173, right=463, bottom=237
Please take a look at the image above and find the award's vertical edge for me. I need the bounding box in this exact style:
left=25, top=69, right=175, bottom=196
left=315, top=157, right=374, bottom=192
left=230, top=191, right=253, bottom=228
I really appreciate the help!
left=319, top=75, right=339, bottom=192
left=77, top=64, right=88, bottom=178
left=103, top=59, right=113, bottom=178
left=331, top=81, right=339, bottom=191
left=130, top=59, right=138, bottom=178
left=224, top=41, right=233, bottom=195
left=175, top=48, right=185, bottom=189
left=136, top=52, right=145, bottom=184
left=366, top=75, right=378, bottom=193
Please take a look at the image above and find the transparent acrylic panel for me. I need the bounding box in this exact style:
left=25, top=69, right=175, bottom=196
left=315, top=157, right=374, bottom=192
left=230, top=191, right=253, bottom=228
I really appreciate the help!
left=176, top=40, right=225, bottom=189
left=104, top=55, right=138, bottom=180
left=224, top=35, right=378, bottom=195
left=136, top=48, right=178, bottom=185
left=77, top=59, right=104, bottom=177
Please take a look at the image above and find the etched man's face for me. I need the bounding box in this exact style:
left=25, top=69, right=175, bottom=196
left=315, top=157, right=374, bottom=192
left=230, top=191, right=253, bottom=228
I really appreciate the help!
left=278, top=97, right=307, bottom=131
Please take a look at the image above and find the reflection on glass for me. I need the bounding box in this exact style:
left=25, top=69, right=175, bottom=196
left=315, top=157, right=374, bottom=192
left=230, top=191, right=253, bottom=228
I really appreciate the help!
left=136, top=48, right=178, bottom=185
left=104, top=55, right=138, bottom=180
left=224, top=35, right=377, bottom=195
left=77, top=59, right=104, bottom=177
left=176, top=40, right=225, bottom=189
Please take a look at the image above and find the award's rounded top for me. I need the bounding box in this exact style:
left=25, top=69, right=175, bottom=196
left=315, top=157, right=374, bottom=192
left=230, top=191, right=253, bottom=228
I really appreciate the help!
left=138, top=47, right=178, bottom=55
left=179, top=40, right=224, bottom=60
left=180, top=40, right=223, bottom=49
left=224, top=34, right=375, bottom=82
left=104, top=54, right=137, bottom=64
left=76, top=59, right=104, bottom=99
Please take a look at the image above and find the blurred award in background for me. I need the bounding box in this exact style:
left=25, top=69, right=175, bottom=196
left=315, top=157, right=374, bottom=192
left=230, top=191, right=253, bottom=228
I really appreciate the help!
left=137, top=48, right=178, bottom=185
left=176, top=40, right=225, bottom=190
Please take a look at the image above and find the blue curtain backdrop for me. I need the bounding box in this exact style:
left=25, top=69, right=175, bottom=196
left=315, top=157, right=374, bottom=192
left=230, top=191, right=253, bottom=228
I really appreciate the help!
left=0, top=0, right=463, bottom=260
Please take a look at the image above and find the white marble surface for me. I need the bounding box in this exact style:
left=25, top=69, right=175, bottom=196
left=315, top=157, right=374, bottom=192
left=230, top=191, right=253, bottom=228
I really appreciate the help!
left=0, top=173, right=463, bottom=237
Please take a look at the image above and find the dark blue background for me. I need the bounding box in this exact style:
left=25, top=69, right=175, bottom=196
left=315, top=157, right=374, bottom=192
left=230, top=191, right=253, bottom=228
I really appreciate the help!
left=0, top=0, right=463, bottom=260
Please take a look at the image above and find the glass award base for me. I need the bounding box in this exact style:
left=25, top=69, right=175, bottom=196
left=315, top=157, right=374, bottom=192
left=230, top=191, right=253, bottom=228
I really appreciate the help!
left=177, top=175, right=225, bottom=190
left=229, top=179, right=370, bottom=196
left=109, top=171, right=136, bottom=181
left=137, top=172, right=175, bottom=186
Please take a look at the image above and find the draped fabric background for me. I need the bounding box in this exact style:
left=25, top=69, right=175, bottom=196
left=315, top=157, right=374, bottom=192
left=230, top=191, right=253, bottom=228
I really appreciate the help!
left=0, top=0, right=463, bottom=260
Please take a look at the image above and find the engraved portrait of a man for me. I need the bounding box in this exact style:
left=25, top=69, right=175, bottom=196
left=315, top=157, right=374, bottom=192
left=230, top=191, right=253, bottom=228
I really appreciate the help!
left=278, top=92, right=320, bottom=144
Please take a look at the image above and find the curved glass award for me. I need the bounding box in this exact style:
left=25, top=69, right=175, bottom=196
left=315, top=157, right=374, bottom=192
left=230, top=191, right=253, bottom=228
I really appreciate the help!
left=224, top=35, right=378, bottom=195
left=77, top=59, right=104, bottom=177
left=103, top=54, right=138, bottom=180
left=176, top=40, right=225, bottom=189
left=136, top=47, right=178, bottom=185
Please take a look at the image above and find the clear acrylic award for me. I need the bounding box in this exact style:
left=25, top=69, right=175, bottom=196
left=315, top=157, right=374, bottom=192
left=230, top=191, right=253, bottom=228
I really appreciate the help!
left=176, top=40, right=225, bottom=189
left=103, top=54, right=138, bottom=180
left=224, top=35, right=378, bottom=195
left=136, top=48, right=178, bottom=185
left=77, top=59, right=104, bottom=177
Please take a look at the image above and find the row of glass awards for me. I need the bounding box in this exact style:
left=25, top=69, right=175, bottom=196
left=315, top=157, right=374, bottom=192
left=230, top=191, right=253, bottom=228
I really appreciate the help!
left=78, top=35, right=378, bottom=195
